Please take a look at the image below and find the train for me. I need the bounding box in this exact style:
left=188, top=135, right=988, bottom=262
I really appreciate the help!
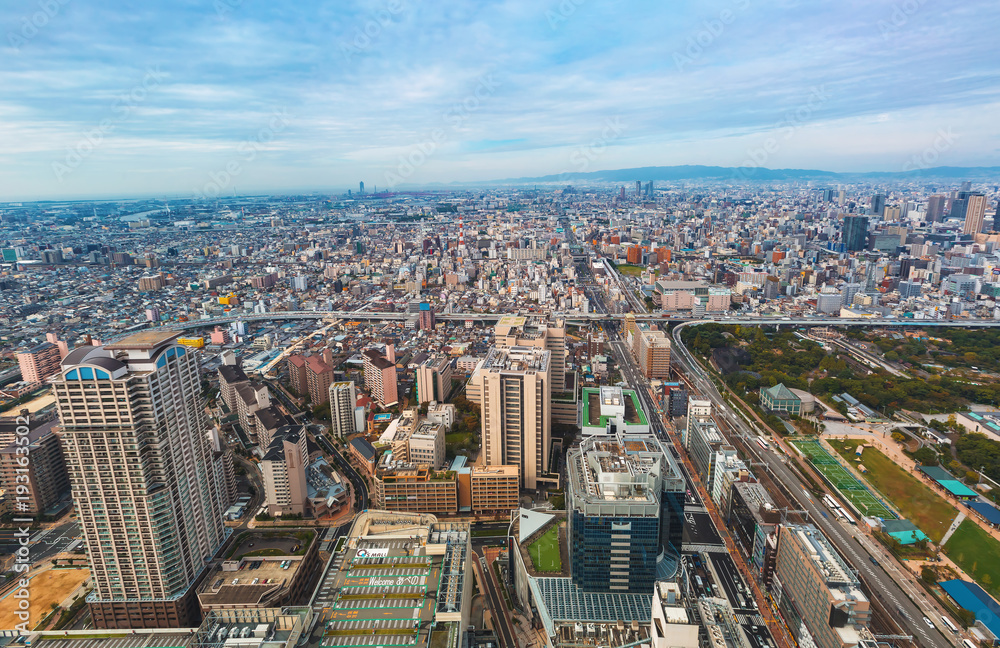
left=822, top=494, right=857, bottom=525
left=755, top=437, right=771, bottom=451
left=941, top=616, right=959, bottom=634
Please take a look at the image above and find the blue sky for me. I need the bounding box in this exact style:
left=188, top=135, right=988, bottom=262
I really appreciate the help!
left=1, top=0, right=999, bottom=200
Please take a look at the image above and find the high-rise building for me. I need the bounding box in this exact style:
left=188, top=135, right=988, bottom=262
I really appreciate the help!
left=305, top=355, right=334, bottom=405
left=261, top=425, right=310, bottom=517
left=637, top=329, right=671, bottom=379
left=774, top=524, right=871, bottom=648
left=842, top=216, right=868, bottom=252
left=493, top=315, right=567, bottom=392
left=961, top=192, right=988, bottom=236
left=362, top=349, right=398, bottom=407
left=566, top=431, right=686, bottom=593
left=418, top=302, right=436, bottom=331
left=52, top=331, right=228, bottom=628
left=359, top=181, right=365, bottom=194
left=926, top=195, right=946, bottom=222
left=0, top=419, right=70, bottom=517
left=416, top=355, right=453, bottom=404
left=16, top=341, right=62, bottom=384
left=469, top=346, right=551, bottom=490
left=869, top=193, right=885, bottom=217
left=329, top=381, right=358, bottom=438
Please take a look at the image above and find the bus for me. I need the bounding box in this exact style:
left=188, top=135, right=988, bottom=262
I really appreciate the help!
left=941, top=616, right=959, bottom=634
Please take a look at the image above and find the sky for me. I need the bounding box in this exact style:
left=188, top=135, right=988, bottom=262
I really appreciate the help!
left=1, top=0, right=1000, bottom=200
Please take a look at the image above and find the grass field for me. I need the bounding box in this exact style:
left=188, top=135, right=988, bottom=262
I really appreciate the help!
left=0, top=568, right=89, bottom=630
left=790, top=438, right=896, bottom=519
left=527, top=526, right=561, bottom=573
left=615, top=264, right=646, bottom=277
left=944, top=519, right=1000, bottom=599
left=829, top=440, right=958, bottom=543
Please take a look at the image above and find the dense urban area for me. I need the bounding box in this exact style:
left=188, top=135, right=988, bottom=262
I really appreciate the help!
left=4, top=180, right=1000, bottom=648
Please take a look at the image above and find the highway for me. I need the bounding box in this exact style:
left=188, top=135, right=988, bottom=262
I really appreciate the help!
left=671, top=321, right=955, bottom=648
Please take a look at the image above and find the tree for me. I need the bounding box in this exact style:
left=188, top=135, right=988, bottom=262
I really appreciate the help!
left=921, top=566, right=937, bottom=584
left=966, top=471, right=980, bottom=484
left=891, top=431, right=906, bottom=443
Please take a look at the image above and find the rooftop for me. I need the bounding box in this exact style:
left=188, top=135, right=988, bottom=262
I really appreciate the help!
left=104, top=329, right=181, bottom=350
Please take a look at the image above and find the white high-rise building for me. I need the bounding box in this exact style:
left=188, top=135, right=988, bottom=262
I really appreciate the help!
left=329, top=381, right=358, bottom=438
left=52, top=331, right=228, bottom=628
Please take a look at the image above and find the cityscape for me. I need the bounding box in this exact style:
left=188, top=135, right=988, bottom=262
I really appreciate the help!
left=3, top=2, right=1000, bottom=648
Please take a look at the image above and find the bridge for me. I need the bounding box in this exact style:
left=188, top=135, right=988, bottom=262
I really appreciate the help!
left=166, top=310, right=1000, bottom=330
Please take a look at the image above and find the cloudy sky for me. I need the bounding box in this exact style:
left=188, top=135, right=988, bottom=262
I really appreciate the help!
left=2, top=0, right=999, bottom=200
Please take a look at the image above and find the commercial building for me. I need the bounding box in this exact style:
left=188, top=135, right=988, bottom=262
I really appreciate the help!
left=842, top=216, right=869, bottom=252
left=468, top=345, right=552, bottom=490
left=774, top=524, right=871, bottom=648
left=684, top=409, right=729, bottom=488
left=16, top=341, right=62, bottom=384
left=319, top=512, right=472, bottom=648
left=416, top=355, right=453, bottom=404
left=52, top=330, right=229, bottom=628
left=261, top=426, right=310, bottom=517
left=580, top=386, right=649, bottom=436
left=493, top=315, right=567, bottom=391
left=565, top=431, right=686, bottom=593
left=328, top=381, right=358, bottom=438
left=728, top=482, right=781, bottom=584
left=650, top=581, right=700, bottom=648
left=636, top=329, right=672, bottom=379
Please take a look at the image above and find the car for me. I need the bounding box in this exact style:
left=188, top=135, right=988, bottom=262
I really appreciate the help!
left=868, top=556, right=879, bottom=567
left=923, top=617, right=935, bottom=629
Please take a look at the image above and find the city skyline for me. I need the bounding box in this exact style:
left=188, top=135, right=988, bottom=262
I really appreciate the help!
left=2, top=0, right=1000, bottom=200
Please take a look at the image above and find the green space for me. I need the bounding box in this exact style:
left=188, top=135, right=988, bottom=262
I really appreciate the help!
left=828, top=439, right=957, bottom=543
left=853, top=327, right=1000, bottom=375
left=527, top=525, right=561, bottom=573
left=615, top=264, right=646, bottom=277
left=944, top=519, right=1000, bottom=599
left=240, top=548, right=286, bottom=557
left=471, top=527, right=509, bottom=537
left=790, top=438, right=896, bottom=519
left=683, top=324, right=998, bottom=414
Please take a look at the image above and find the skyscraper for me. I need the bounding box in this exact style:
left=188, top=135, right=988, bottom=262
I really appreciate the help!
left=469, top=346, right=551, bottom=490
left=926, top=195, right=946, bottom=222
left=359, top=181, right=365, bottom=194
left=416, top=355, right=453, bottom=404
left=842, top=216, right=869, bottom=252
left=869, top=193, right=885, bottom=217
left=961, top=192, right=988, bottom=235
left=329, top=381, right=358, bottom=438
left=52, top=331, right=228, bottom=628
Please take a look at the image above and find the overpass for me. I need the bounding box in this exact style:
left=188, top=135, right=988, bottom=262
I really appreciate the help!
left=166, top=310, right=1000, bottom=330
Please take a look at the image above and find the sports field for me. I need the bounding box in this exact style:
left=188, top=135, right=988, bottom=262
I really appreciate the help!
left=527, top=526, right=561, bottom=573
left=944, top=519, right=1000, bottom=599
left=790, top=438, right=896, bottom=519
left=829, top=439, right=957, bottom=543
left=0, top=567, right=89, bottom=630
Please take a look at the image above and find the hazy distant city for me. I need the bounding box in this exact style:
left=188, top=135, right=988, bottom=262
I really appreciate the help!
left=4, top=1, right=1000, bottom=648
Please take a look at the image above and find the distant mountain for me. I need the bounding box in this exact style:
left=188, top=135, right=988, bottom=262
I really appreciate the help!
left=481, top=164, right=1000, bottom=185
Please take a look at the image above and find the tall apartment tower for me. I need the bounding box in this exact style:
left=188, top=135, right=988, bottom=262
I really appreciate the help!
left=16, top=341, right=62, bottom=384
left=493, top=315, right=566, bottom=391
left=926, top=195, right=946, bottom=222
left=261, top=425, right=310, bottom=517
left=329, top=381, right=358, bottom=438
left=962, top=192, right=988, bottom=236
left=416, top=355, right=453, bottom=404
left=842, top=216, right=869, bottom=252
left=469, top=346, right=551, bottom=490
left=51, top=331, right=227, bottom=629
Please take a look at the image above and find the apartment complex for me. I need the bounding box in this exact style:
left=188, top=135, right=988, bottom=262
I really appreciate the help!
left=52, top=330, right=228, bottom=628
left=16, top=341, right=62, bottom=384
left=416, top=355, right=453, bottom=404
left=372, top=455, right=519, bottom=516
left=328, top=380, right=358, bottom=438
left=467, top=345, right=551, bottom=490
left=636, top=329, right=671, bottom=379
left=0, top=418, right=70, bottom=516
left=493, top=316, right=567, bottom=390
left=260, top=425, right=310, bottom=517
left=363, top=348, right=398, bottom=407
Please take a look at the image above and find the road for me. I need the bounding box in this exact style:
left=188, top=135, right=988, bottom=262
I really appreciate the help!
left=672, top=321, right=956, bottom=648
left=26, top=521, right=81, bottom=565
left=475, top=547, right=517, bottom=648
